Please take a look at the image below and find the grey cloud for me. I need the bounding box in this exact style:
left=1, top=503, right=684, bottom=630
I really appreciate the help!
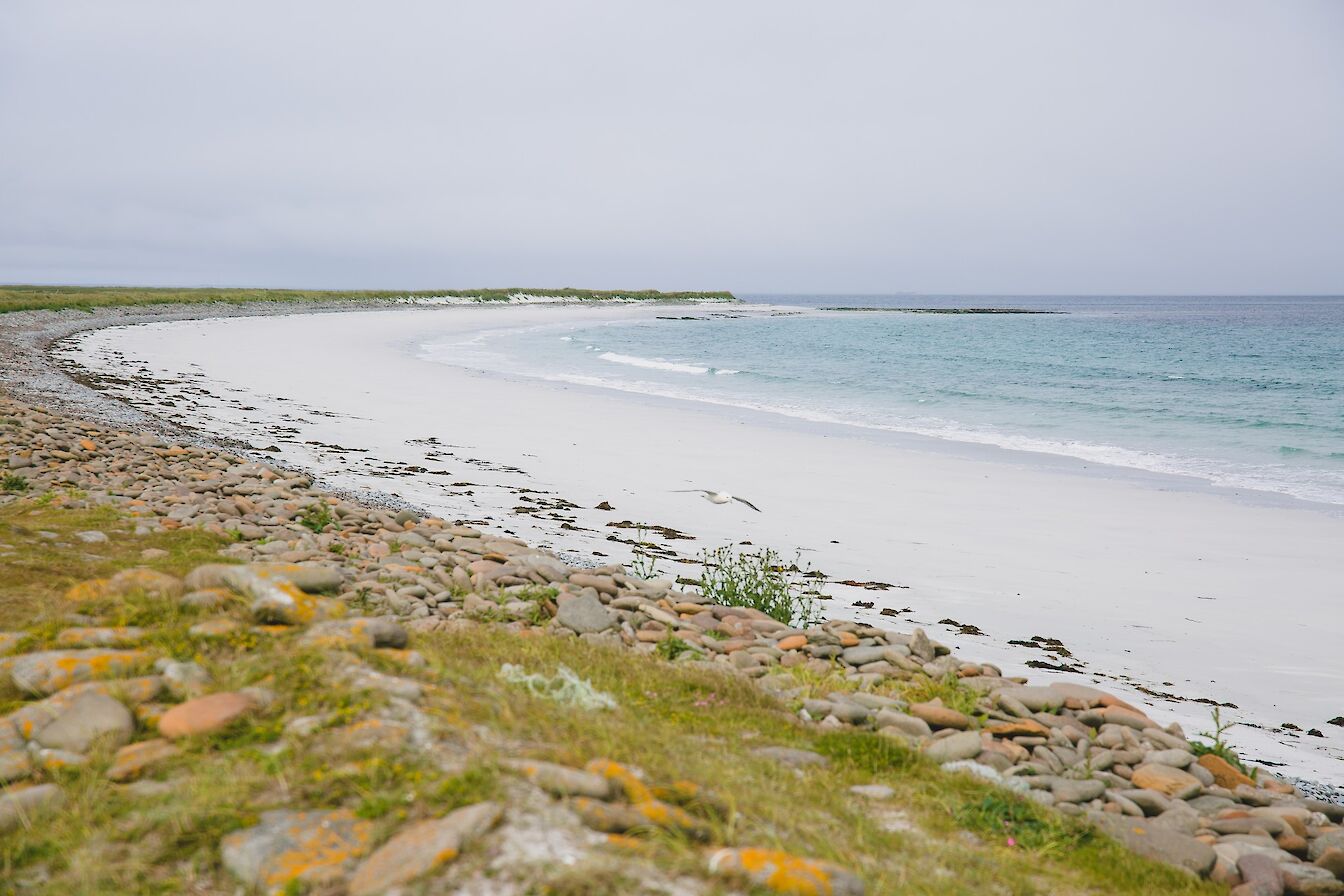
left=2, top=0, right=1342, bottom=293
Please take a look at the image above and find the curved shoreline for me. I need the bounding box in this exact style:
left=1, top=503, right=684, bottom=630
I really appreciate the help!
left=46, top=303, right=1344, bottom=787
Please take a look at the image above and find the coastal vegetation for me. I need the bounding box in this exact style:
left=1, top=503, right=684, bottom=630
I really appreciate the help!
left=0, top=285, right=737, bottom=314
left=697, top=545, right=826, bottom=628
left=2, top=389, right=1340, bottom=895
left=0, top=493, right=1214, bottom=895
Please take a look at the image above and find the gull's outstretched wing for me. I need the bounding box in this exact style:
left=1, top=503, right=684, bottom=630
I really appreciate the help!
left=732, top=496, right=762, bottom=512
left=672, top=489, right=710, bottom=495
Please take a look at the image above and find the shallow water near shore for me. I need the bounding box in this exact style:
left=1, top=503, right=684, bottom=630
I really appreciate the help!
left=64, top=302, right=1344, bottom=783
left=426, top=295, right=1344, bottom=508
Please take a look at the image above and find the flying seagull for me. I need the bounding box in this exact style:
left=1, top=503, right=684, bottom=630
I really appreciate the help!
left=674, top=489, right=762, bottom=512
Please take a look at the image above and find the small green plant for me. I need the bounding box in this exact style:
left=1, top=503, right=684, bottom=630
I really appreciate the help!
left=298, top=503, right=335, bottom=534
left=0, top=473, right=28, bottom=494
left=954, top=791, right=1093, bottom=853
left=628, top=524, right=660, bottom=580
left=654, top=632, right=698, bottom=661
left=697, top=545, right=825, bottom=627
left=1191, top=707, right=1255, bottom=778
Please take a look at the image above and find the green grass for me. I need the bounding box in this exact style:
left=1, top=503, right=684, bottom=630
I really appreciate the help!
left=1, top=473, right=28, bottom=493
left=0, top=495, right=1219, bottom=895
left=0, top=285, right=738, bottom=314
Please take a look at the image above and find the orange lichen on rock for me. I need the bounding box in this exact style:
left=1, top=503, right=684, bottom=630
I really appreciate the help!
left=708, top=847, right=865, bottom=896
left=8, top=649, right=153, bottom=696
left=584, top=758, right=654, bottom=803
left=220, top=809, right=373, bottom=894
left=107, top=738, right=181, bottom=781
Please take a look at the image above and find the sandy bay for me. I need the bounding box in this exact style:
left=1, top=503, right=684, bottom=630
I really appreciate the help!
left=64, top=302, right=1344, bottom=782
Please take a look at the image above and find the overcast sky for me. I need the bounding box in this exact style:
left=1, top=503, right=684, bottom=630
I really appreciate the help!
left=2, top=2, right=1341, bottom=295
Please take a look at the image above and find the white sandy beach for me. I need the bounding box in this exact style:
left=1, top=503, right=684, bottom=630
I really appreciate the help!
left=65, top=303, right=1344, bottom=783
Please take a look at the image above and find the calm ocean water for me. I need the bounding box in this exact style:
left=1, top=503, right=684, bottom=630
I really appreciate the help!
left=427, top=295, right=1344, bottom=506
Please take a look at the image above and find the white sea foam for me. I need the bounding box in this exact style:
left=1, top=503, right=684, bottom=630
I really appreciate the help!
left=598, top=352, right=710, bottom=375
left=516, top=369, right=1344, bottom=507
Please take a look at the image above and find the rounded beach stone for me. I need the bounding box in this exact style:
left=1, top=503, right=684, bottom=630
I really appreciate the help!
left=35, top=692, right=134, bottom=753
left=158, top=692, right=257, bottom=739
left=1051, top=778, right=1106, bottom=803
left=1131, top=764, right=1203, bottom=800
left=909, top=702, right=971, bottom=730
left=1197, top=753, right=1256, bottom=789
left=555, top=592, right=615, bottom=634
left=923, top=730, right=983, bottom=763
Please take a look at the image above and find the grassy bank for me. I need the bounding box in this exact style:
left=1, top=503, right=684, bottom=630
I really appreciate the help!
left=0, top=494, right=1216, bottom=895
left=0, top=285, right=738, bottom=314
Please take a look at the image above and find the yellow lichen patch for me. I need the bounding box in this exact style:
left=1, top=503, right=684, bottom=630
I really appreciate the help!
left=631, top=799, right=708, bottom=839
left=708, top=847, right=864, bottom=896
left=78, top=439, right=96, bottom=452
left=584, top=758, right=655, bottom=803
left=108, top=738, right=180, bottom=781
left=10, top=649, right=153, bottom=696
left=54, top=626, right=146, bottom=648
left=64, top=578, right=110, bottom=603
left=375, top=648, right=426, bottom=668
left=134, top=703, right=169, bottom=728
left=259, top=812, right=374, bottom=891
left=105, top=568, right=184, bottom=599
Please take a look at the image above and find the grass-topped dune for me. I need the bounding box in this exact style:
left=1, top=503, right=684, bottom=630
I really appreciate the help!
left=0, top=285, right=737, bottom=314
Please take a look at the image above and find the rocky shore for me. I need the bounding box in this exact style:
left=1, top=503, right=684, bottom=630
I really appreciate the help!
left=3, top=370, right=1344, bottom=895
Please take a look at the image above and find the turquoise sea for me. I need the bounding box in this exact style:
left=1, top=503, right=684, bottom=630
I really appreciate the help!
left=433, top=295, right=1344, bottom=507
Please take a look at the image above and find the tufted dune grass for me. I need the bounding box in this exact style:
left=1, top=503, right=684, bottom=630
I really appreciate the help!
left=0, top=495, right=1217, bottom=894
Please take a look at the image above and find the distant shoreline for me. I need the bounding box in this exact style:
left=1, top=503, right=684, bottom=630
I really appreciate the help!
left=0, top=284, right=739, bottom=315
left=820, top=306, right=1062, bottom=314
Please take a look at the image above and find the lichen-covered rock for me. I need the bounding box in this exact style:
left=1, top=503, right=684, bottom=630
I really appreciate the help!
left=346, top=802, right=502, bottom=896
left=503, top=759, right=612, bottom=798
left=35, top=692, right=134, bottom=753
left=107, top=738, right=180, bottom=781
left=298, top=617, right=408, bottom=650
left=708, top=847, right=864, bottom=895
left=220, top=566, right=346, bottom=624
left=53, top=626, right=147, bottom=648
left=9, top=649, right=152, bottom=696
left=220, top=808, right=373, bottom=894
